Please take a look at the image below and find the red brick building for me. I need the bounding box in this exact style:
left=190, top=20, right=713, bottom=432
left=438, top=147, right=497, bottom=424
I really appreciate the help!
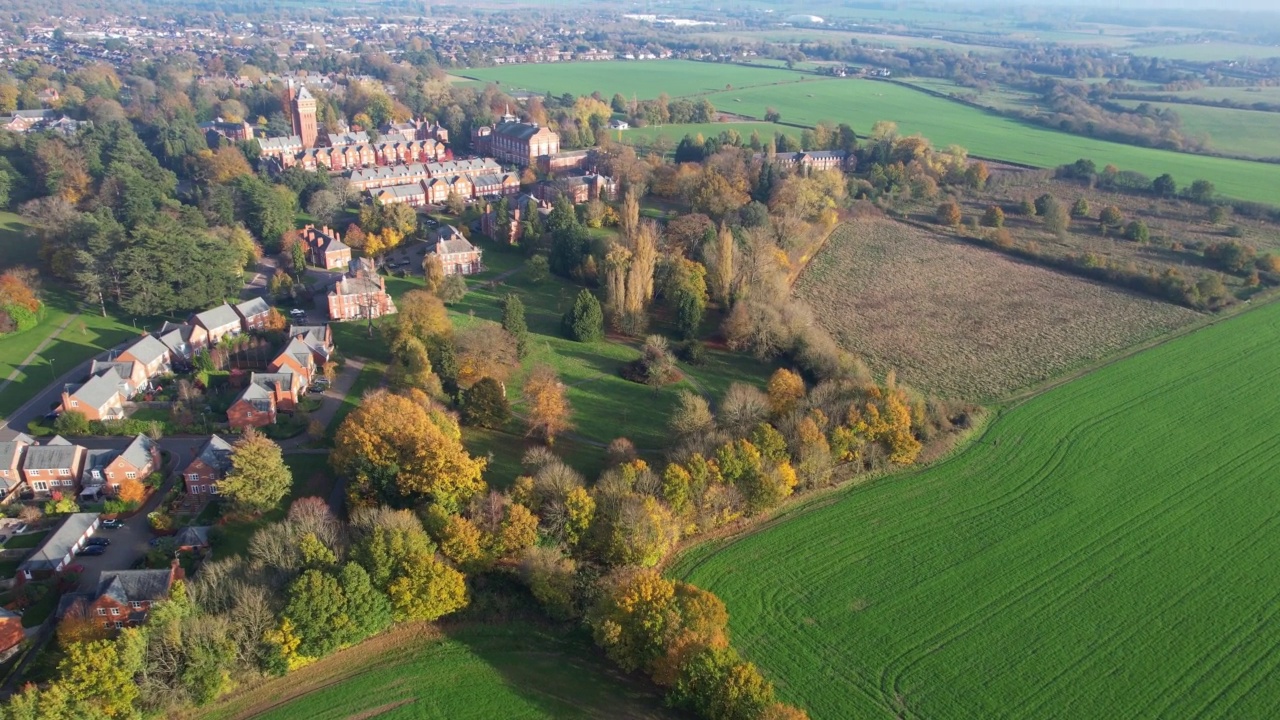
left=85, top=563, right=183, bottom=631
left=288, top=82, right=318, bottom=150
left=183, top=435, right=234, bottom=496
left=227, top=372, right=299, bottom=430
left=300, top=224, right=352, bottom=270
left=327, top=259, right=397, bottom=322
left=0, top=609, right=22, bottom=655
left=472, top=115, right=560, bottom=167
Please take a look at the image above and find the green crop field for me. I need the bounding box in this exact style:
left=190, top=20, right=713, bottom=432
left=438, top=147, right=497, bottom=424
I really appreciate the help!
left=460, top=60, right=807, bottom=100
left=614, top=121, right=798, bottom=150
left=698, top=78, right=1280, bottom=203
left=1112, top=100, right=1280, bottom=159
left=673, top=298, right=1280, bottom=718
left=1133, top=42, right=1280, bottom=61
left=199, top=622, right=674, bottom=720
left=1132, top=85, right=1280, bottom=107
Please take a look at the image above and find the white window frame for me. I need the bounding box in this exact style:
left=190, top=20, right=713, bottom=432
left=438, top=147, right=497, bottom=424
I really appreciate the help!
left=70, top=400, right=79, bottom=408
left=110, top=607, right=120, bottom=616
left=96, top=608, right=106, bottom=616
left=125, top=472, right=136, bottom=480
left=32, top=481, right=47, bottom=491
left=209, top=484, right=219, bottom=495
left=28, top=469, right=38, bottom=477
left=59, top=468, right=69, bottom=476
left=187, top=473, right=199, bottom=482
left=130, top=601, right=142, bottom=609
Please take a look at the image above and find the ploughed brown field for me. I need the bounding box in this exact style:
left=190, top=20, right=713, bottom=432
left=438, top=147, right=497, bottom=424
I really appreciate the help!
left=794, top=217, right=1200, bottom=399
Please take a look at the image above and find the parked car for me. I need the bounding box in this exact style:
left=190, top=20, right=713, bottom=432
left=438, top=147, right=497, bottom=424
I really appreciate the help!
left=289, top=308, right=307, bottom=318
left=86, top=537, right=110, bottom=547
left=101, top=518, right=124, bottom=529
left=76, top=545, right=107, bottom=557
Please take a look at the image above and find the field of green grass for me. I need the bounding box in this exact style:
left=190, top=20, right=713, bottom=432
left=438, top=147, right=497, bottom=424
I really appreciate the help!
left=698, top=78, right=1280, bottom=203
left=1112, top=100, right=1280, bottom=159
left=673, top=298, right=1280, bottom=718
left=199, top=622, right=674, bottom=720
left=1133, top=42, right=1280, bottom=61
left=459, top=59, right=806, bottom=99
left=615, top=121, right=799, bottom=152
left=1132, top=85, right=1280, bottom=107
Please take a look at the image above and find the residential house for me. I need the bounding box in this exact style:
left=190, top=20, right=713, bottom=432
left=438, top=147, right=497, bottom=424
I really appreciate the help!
left=269, top=337, right=318, bottom=386
left=192, top=303, right=243, bottom=347
left=234, top=297, right=273, bottom=332
left=37, top=87, right=60, bottom=106
left=0, top=434, right=33, bottom=499
left=348, top=162, right=429, bottom=192
left=116, top=334, right=172, bottom=385
left=765, top=150, right=853, bottom=173
left=370, top=183, right=427, bottom=207
left=300, top=225, right=351, bottom=270
left=85, top=563, right=183, bottom=631
left=0, top=608, right=22, bottom=656
left=427, top=226, right=483, bottom=276
left=22, top=437, right=85, bottom=498
left=101, top=434, right=160, bottom=494
left=327, top=131, right=369, bottom=146
left=471, top=172, right=520, bottom=199
left=287, top=324, right=335, bottom=363
left=174, top=526, right=212, bottom=552
left=16, top=513, right=99, bottom=581
left=425, top=175, right=475, bottom=205
left=256, top=135, right=304, bottom=167
left=609, top=119, right=629, bottom=130
left=423, top=158, right=502, bottom=179
left=80, top=447, right=118, bottom=500
left=157, top=321, right=200, bottom=361
left=227, top=372, right=299, bottom=430
left=183, top=435, right=234, bottom=496
left=199, top=117, right=254, bottom=145
left=327, top=258, right=397, bottom=322
left=61, top=371, right=127, bottom=421
left=381, top=118, right=449, bottom=144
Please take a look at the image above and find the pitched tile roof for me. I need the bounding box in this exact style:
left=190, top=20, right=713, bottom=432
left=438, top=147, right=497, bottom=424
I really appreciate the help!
left=97, top=568, right=173, bottom=605
left=122, top=334, right=170, bottom=366
left=120, top=434, right=157, bottom=470
left=194, top=303, right=241, bottom=331
left=65, top=371, right=124, bottom=411
left=235, top=297, right=272, bottom=320
left=195, top=435, right=234, bottom=473
left=24, top=438, right=81, bottom=471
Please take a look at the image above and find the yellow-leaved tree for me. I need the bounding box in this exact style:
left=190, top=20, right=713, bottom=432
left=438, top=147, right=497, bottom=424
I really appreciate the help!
left=332, top=390, right=486, bottom=511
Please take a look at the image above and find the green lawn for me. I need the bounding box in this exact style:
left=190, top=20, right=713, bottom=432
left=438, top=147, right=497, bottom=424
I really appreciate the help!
left=198, top=621, right=674, bottom=720
left=674, top=298, right=1280, bottom=719
left=3, top=530, right=50, bottom=550
left=693, top=77, right=1280, bottom=204
left=459, top=59, right=808, bottom=99
left=615, top=122, right=799, bottom=153
left=1133, top=42, right=1280, bottom=61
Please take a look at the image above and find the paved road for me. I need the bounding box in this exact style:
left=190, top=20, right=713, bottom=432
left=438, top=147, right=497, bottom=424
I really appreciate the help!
left=0, top=342, right=134, bottom=441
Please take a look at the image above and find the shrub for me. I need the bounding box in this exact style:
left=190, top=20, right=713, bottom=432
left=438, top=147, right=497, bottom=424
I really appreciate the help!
left=1204, top=241, right=1257, bottom=273
left=1124, top=220, right=1150, bottom=243
left=1070, top=198, right=1090, bottom=218
left=1099, top=205, right=1124, bottom=229
left=935, top=200, right=962, bottom=227
left=459, top=377, right=511, bottom=428
left=53, top=411, right=90, bottom=436
left=562, top=289, right=604, bottom=342
left=981, top=205, right=1004, bottom=228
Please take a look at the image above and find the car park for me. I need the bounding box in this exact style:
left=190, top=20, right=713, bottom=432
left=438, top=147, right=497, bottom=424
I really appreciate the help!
left=86, top=537, right=110, bottom=547
left=76, top=545, right=107, bottom=557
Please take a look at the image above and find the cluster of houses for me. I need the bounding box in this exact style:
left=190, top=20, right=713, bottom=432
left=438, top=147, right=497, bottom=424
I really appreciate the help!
left=359, top=160, right=522, bottom=208
left=55, top=294, right=336, bottom=435
left=0, top=108, right=88, bottom=136
left=0, top=433, right=160, bottom=503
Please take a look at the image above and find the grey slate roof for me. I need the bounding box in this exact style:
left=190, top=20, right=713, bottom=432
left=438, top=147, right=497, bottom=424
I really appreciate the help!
left=81, top=447, right=118, bottom=486
left=194, top=303, right=241, bottom=332
left=97, top=569, right=173, bottom=605
left=278, top=337, right=314, bottom=370
left=235, top=297, right=271, bottom=320
left=195, top=435, right=234, bottom=473
left=174, top=526, right=211, bottom=548
left=257, top=135, right=303, bottom=152
left=66, top=371, right=125, bottom=411
left=328, top=131, right=369, bottom=146
left=492, top=121, right=549, bottom=141
left=251, top=371, right=295, bottom=393
left=120, top=434, right=157, bottom=470
left=289, top=325, right=330, bottom=348
left=158, top=323, right=194, bottom=356
left=374, top=183, right=426, bottom=200
left=431, top=226, right=478, bottom=256
left=18, top=513, right=98, bottom=573
left=23, top=437, right=82, bottom=471
left=90, top=360, right=135, bottom=382
left=123, top=334, right=170, bottom=366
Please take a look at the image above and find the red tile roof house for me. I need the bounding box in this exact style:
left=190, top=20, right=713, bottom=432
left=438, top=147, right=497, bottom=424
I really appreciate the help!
left=16, top=512, right=100, bottom=582
left=427, top=226, right=484, bottom=276
left=234, top=297, right=273, bottom=332
left=61, top=370, right=128, bottom=421
left=84, top=563, right=184, bottom=631
left=0, top=434, right=33, bottom=501
left=80, top=434, right=160, bottom=497
left=192, top=303, right=244, bottom=348
left=183, top=435, right=234, bottom=497
left=21, top=436, right=85, bottom=499
left=226, top=372, right=299, bottom=430
left=327, top=259, right=397, bottom=322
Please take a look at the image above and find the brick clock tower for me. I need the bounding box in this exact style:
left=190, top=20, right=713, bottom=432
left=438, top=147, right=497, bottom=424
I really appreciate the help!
left=288, top=81, right=318, bottom=149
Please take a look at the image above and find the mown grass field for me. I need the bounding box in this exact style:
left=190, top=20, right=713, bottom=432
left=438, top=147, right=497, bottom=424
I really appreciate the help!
left=697, top=78, right=1280, bottom=204
left=794, top=218, right=1199, bottom=400
left=1111, top=99, right=1280, bottom=159
left=613, top=121, right=797, bottom=151
left=1132, top=85, right=1280, bottom=106
left=673, top=296, right=1280, bottom=719
left=1132, top=42, right=1280, bottom=61
left=460, top=60, right=806, bottom=99
left=199, top=621, right=674, bottom=720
